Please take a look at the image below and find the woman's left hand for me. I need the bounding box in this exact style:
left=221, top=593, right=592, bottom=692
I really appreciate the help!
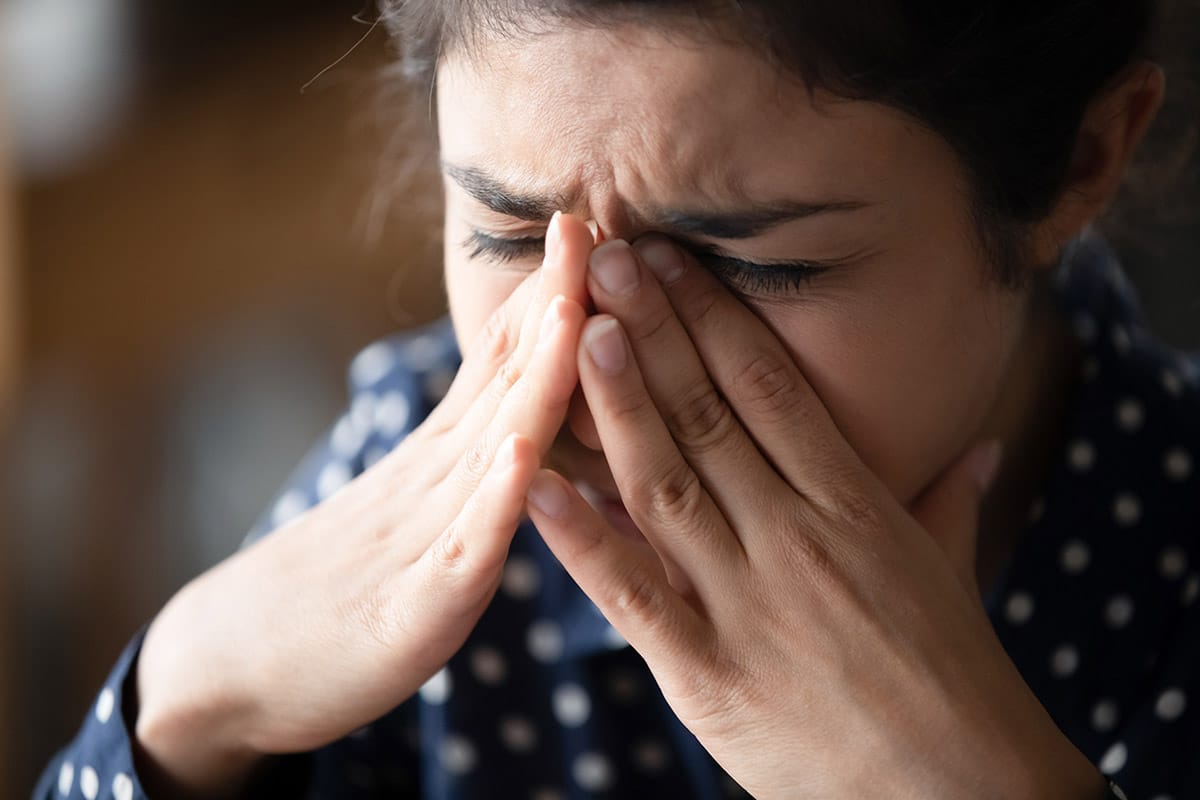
left=523, top=236, right=1106, bottom=800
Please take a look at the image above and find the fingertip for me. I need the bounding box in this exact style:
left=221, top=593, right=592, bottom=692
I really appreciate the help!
left=527, top=469, right=570, bottom=520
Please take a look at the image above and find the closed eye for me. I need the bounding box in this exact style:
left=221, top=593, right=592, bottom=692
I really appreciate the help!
left=460, top=229, right=837, bottom=296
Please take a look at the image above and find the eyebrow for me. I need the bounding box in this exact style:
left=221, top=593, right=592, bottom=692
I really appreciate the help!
left=441, top=160, right=873, bottom=240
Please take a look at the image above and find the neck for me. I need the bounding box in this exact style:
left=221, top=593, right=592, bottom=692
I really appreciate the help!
left=974, top=273, right=1085, bottom=598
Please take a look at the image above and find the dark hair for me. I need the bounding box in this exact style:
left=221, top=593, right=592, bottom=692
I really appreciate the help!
left=376, top=0, right=1166, bottom=289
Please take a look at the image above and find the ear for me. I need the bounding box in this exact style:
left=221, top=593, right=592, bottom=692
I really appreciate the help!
left=1030, top=59, right=1166, bottom=266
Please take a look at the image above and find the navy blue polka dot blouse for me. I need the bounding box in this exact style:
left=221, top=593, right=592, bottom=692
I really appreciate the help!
left=35, top=227, right=1200, bottom=799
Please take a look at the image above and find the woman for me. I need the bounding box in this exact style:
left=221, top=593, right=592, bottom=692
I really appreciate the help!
left=36, top=1, right=1196, bottom=798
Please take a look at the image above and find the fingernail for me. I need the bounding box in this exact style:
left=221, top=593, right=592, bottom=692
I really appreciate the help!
left=544, top=211, right=563, bottom=265
left=585, top=218, right=601, bottom=243
left=968, top=440, right=1004, bottom=493
left=635, top=237, right=684, bottom=284
left=589, top=241, right=639, bottom=296
left=527, top=471, right=568, bottom=519
left=584, top=318, right=627, bottom=374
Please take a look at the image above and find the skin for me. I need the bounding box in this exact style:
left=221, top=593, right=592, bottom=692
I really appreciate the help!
left=125, top=15, right=1164, bottom=800
left=437, top=21, right=1162, bottom=597
left=436, top=18, right=1166, bottom=798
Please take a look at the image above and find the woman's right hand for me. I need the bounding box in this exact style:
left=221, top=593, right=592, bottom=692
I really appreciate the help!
left=132, top=213, right=596, bottom=799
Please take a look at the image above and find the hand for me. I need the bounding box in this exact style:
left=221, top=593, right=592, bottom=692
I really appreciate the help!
left=133, top=214, right=596, bottom=798
left=524, top=236, right=1107, bottom=800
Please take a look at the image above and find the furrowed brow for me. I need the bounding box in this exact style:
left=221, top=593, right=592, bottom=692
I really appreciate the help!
left=441, top=161, right=562, bottom=221
left=656, top=200, right=872, bottom=240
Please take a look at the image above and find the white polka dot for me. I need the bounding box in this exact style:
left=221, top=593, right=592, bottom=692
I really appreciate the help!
left=1081, top=356, right=1100, bottom=381
left=316, top=461, right=352, bottom=501
left=1004, top=591, right=1034, bottom=625
left=1049, top=644, right=1079, bottom=677
left=1091, top=698, right=1119, bottom=732
left=424, top=367, right=456, bottom=402
left=1155, top=687, right=1187, bottom=721
left=552, top=683, right=592, bottom=727
left=1115, top=398, right=1144, bottom=432
left=469, top=646, right=508, bottom=686
left=57, top=762, right=73, bottom=795
left=1111, top=783, right=1129, bottom=800
left=1060, top=540, right=1090, bottom=574
left=112, top=772, right=133, bottom=800
left=1028, top=498, right=1045, bottom=523
left=438, top=735, right=477, bottom=775
left=1182, top=573, right=1199, bottom=606
left=502, top=556, right=541, bottom=599
left=1099, top=741, right=1127, bottom=775
left=1162, top=368, right=1184, bottom=397
left=1159, top=546, right=1188, bottom=580
left=1111, top=325, right=1131, bottom=354
left=1164, top=447, right=1192, bottom=481
left=330, top=414, right=367, bottom=457
left=499, top=716, right=538, bottom=753
left=80, top=766, right=99, bottom=800
left=633, top=739, right=670, bottom=773
left=526, top=619, right=564, bottom=663
left=1067, top=440, right=1096, bottom=471
left=1112, top=492, right=1141, bottom=527
left=351, top=342, right=396, bottom=388
left=94, top=687, right=114, bottom=724
left=572, top=752, right=615, bottom=792
left=1149, top=794, right=1174, bottom=800
left=270, top=488, right=310, bottom=528
left=419, top=667, right=452, bottom=704
left=1072, top=312, right=1097, bottom=342
left=1104, top=594, right=1135, bottom=629
left=373, top=391, right=412, bottom=437
left=350, top=391, right=377, bottom=432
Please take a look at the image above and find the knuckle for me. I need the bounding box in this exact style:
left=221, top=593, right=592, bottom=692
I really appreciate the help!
left=494, top=359, right=524, bottom=396
left=824, top=487, right=887, bottom=533
left=478, top=307, right=517, bottom=366
left=681, top=285, right=721, bottom=329
left=456, top=440, right=493, bottom=489
left=636, top=463, right=704, bottom=526
left=611, top=570, right=668, bottom=623
left=665, top=379, right=736, bottom=455
left=628, top=306, right=674, bottom=347
left=733, top=352, right=801, bottom=417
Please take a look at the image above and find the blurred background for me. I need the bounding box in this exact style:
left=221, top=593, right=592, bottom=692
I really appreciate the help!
left=0, top=0, right=1196, bottom=796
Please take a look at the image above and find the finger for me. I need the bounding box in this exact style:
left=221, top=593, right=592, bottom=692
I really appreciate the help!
left=414, top=434, right=539, bottom=645
left=631, top=236, right=872, bottom=510
left=444, top=295, right=586, bottom=502
left=576, top=313, right=746, bottom=587
left=425, top=212, right=595, bottom=432
left=523, top=467, right=709, bottom=659
left=586, top=239, right=788, bottom=525
left=908, top=439, right=1003, bottom=597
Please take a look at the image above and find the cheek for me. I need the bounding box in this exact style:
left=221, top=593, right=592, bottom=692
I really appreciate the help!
left=444, top=254, right=526, bottom=358
left=757, top=283, right=1017, bottom=506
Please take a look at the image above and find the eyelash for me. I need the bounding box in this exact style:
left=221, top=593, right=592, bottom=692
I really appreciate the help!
left=461, top=230, right=834, bottom=295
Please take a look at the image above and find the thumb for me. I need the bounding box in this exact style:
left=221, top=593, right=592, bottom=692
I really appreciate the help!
left=908, top=439, right=1004, bottom=598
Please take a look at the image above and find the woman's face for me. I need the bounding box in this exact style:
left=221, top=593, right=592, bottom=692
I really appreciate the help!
left=435, top=22, right=1034, bottom=510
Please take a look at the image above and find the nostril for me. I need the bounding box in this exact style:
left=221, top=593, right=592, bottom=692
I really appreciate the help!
left=567, top=385, right=602, bottom=450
